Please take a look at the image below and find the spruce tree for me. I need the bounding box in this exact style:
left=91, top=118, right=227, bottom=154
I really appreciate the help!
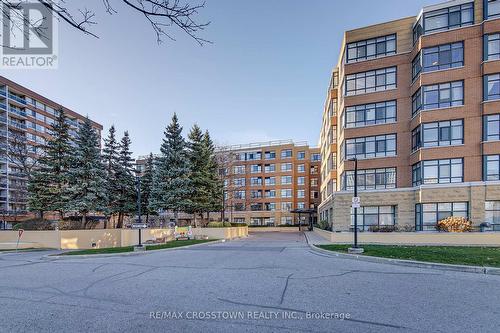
left=149, top=113, right=193, bottom=224
left=187, top=124, right=211, bottom=227
left=115, top=131, right=136, bottom=228
left=102, top=125, right=120, bottom=227
left=27, top=108, right=73, bottom=219
left=203, top=130, right=223, bottom=217
left=67, top=117, right=107, bottom=228
left=140, top=153, right=156, bottom=223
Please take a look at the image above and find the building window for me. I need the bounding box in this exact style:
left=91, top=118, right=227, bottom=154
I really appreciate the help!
left=484, top=74, right=500, bottom=101
left=423, top=3, right=474, bottom=35
left=351, top=206, right=396, bottom=231
left=485, top=0, right=500, bottom=19
left=297, top=202, right=305, bottom=209
left=281, top=163, right=292, bottom=171
left=250, top=190, right=262, bottom=199
left=264, top=164, right=275, bottom=173
left=265, top=177, right=276, bottom=186
left=250, top=164, right=262, bottom=173
left=265, top=151, right=276, bottom=160
left=345, top=66, right=396, bottom=96
left=484, top=155, right=500, bottom=180
left=233, top=178, right=245, bottom=186
left=341, top=168, right=396, bottom=190
left=246, top=151, right=261, bottom=161
left=343, top=100, right=396, bottom=128
left=281, top=189, right=292, bottom=198
left=346, top=34, right=396, bottom=63
left=484, top=114, right=500, bottom=141
left=250, top=203, right=263, bottom=211
left=264, top=190, right=276, bottom=198
left=485, top=201, right=500, bottom=231
left=297, top=176, right=305, bottom=185
left=281, top=149, right=292, bottom=158
left=281, top=176, right=292, bottom=185
left=412, top=81, right=464, bottom=116
left=411, top=119, right=464, bottom=151
left=297, top=151, right=306, bottom=160
left=265, top=203, right=276, bottom=211
left=484, top=34, right=500, bottom=61
left=233, top=165, right=245, bottom=174
left=343, top=134, right=396, bottom=161
left=311, top=178, right=318, bottom=187
left=412, top=42, right=464, bottom=80
left=416, top=202, right=468, bottom=231
left=297, top=164, right=305, bottom=173
left=311, top=153, right=321, bottom=162
left=281, top=202, right=292, bottom=211
left=234, top=190, right=245, bottom=199
left=250, top=177, right=262, bottom=186
left=281, top=216, right=293, bottom=225
left=297, top=189, right=305, bottom=198
left=412, top=158, right=463, bottom=186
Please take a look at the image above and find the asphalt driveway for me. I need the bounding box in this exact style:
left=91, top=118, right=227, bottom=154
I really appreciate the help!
left=0, top=231, right=499, bottom=332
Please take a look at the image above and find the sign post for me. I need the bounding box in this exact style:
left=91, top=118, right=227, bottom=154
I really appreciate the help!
left=348, top=158, right=364, bottom=254
left=16, top=229, right=24, bottom=252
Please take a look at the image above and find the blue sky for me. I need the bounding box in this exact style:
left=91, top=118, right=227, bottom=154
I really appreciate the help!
left=3, top=0, right=436, bottom=157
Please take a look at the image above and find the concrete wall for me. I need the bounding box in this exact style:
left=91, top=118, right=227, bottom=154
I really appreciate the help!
left=192, top=227, right=248, bottom=240
left=313, top=228, right=500, bottom=246
left=248, top=227, right=302, bottom=232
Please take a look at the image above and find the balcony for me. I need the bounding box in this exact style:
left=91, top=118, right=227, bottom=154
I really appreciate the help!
left=8, top=120, right=26, bottom=130
left=8, top=93, right=26, bottom=105
left=9, top=107, right=27, bottom=118
left=0, top=102, right=6, bottom=111
left=0, top=115, right=6, bottom=124
left=0, top=88, right=6, bottom=97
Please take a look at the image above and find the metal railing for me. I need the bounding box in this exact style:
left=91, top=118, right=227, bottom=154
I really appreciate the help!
left=9, top=107, right=27, bottom=118
left=8, top=93, right=26, bottom=105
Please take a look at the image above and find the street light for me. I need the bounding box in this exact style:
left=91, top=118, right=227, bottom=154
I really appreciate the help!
left=348, top=157, right=363, bottom=254
left=136, top=175, right=142, bottom=247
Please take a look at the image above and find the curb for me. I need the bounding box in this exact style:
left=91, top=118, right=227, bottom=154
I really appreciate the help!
left=44, top=239, right=226, bottom=260
left=303, top=232, right=500, bottom=276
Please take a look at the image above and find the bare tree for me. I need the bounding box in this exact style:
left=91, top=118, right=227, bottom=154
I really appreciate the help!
left=3, top=132, right=41, bottom=181
left=215, top=147, right=247, bottom=224
left=1, top=0, right=210, bottom=45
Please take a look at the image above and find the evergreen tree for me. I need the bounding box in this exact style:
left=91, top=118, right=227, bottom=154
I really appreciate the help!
left=203, top=130, right=223, bottom=216
left=140, top=153, right=156, bottom=223
left=149, top=113, right=193, bottom=224
left=102, top=125, right=120, bottom=227
left=187, top=124, right=211, bottom=227
left=27, top=108, right=73, bottom=219
left=67, top=117, right=107, bottom=228
left=115, top=131, right=136, bottom=228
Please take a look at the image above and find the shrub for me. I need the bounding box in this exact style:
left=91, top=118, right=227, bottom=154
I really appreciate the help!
left=231, top=223, right=247, bottom=227
left=437, top=216, right=472, bottom=232
left=207, top=222, right=224, bottom=228
left=12, top=219, right=56, bottom=231
left=317, top=220, right=330, bottom=231
left=223, top=222, right=232, bottom=227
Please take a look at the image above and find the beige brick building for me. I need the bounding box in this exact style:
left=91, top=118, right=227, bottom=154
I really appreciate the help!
left=319, top=0, right=500, bottom=232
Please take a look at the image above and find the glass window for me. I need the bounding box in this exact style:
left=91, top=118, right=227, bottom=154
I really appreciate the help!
left=346, top=34, right=396, bottom=63
left=345, top=67, right=396, bottom=96
left=412, top=158, right=463, bottom=186
left=484, top=74, right=500, bottom=101
left=281, top=189, right=292, bottom=198
left=485, top=0, right=500, bottom=19
left=264, top=164, right=275, bottom=173
left=415, top=202, right=468, bottom=231
left=413, top=81, right=463, bottom=116
left=281, top=202, right=292, bottom=211
left=297, top=151, right=306, bottom=160
left=265, top=151, right=276, bottom=160
left=350, top=206, right=396, bottom=231
left=233, top=178, right=245, bottom=186
left=484, top=201, right=500, bottom=231
left=423, top=3, right=474, bottom=35
left=311, top=153, right=321, bottom=161
left=341, top=167, right=396, bottom=190
left=281, top=176, right=292, bottom=185
left=484, top=155, right=500, bottom=180
left=297, top=164, right=305, bottom=173
left=412, top=42, right=463, bottom=80
left=233, top=165, right=245, bottom=174
left=412, top=120, right=463, bottom=151
left=484, top=114, right=500, bottom=141
left=281, top=163, right=292, bottom=171
left=297, top=176, right=305, bottom=185
left=343, top=100, right=396, bottom=128
left=485, top=34, right=500, bottom=61
left=234, top=190, right=245, bottom=199
left=343, top=134, right=396, bottom=160
left=250, top=164, right=262, bottom=173
left=264, top=177, right=275, bottom=186
left=297, top=189, right=305, bottom=198
left=281, top=149, right=292, bottom=158
left=250, top=177, right=262, bottom=186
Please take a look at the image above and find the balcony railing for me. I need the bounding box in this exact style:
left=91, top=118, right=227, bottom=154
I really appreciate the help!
left=9, top=107, right=27, bottom=118
left=8, top=93, right=26, bottom=105
left=9, top=120, right=26, bottom=129
left=0, top=89, right=6, bottom=97
left=0, top=116, right=6, bottom=124
left=0, top=102, right=6, bottom=111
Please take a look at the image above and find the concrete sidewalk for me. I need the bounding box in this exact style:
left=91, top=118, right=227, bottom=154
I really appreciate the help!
left=303, top=230, right=332, bottom=245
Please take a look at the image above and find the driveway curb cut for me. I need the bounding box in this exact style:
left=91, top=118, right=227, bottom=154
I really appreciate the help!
left=303, top=232, right=500, bottom=275
left=43, top=239, right=226, bottom=260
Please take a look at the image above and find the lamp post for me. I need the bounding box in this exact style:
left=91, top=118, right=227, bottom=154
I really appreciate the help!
left=348, top=157, right=363, bottom=254
left=136, top=175, right=142, bottom=247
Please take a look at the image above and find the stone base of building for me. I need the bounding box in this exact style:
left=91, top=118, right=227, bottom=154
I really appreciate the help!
left=318, top=182, right=500, bottom=232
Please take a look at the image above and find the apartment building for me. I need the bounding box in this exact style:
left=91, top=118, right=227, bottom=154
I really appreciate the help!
left=219, top=140, right=321, bottom=226
left=319, top=0, right=500, bottom=232
left=0, top=76, right=103, bottom=222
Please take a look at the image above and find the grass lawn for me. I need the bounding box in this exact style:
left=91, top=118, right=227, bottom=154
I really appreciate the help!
left=317, top=244, right=500, bottom=268
left=60, top=239, right=217, bottom=256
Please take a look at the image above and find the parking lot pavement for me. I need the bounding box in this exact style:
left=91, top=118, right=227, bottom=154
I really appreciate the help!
left=1, top=231, right=499, bottom=333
